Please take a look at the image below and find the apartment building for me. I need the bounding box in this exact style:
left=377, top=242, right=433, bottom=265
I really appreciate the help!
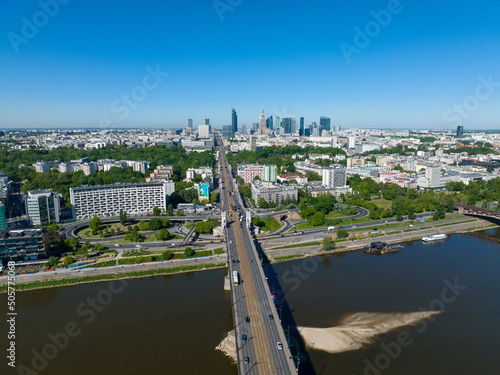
left=70, top=182, right=171, bottom=219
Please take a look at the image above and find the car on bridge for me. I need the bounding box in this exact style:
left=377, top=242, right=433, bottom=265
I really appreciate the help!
left=244, top=356, right=249, bottom=364
left=277, top=342, right=283, bottom=350
left=242, top=334, right=247, bottom=342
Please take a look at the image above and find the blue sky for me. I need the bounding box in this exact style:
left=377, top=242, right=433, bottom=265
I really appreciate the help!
left=1, top=0, right=500, bottom=130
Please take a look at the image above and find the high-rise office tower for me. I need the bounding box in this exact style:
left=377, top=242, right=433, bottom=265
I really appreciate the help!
left=334, top=124, right=341, bottom=133
left=266, top=116, right=273, bottom=130
left=231, top=108, right=238, bottom=134
left=299, top=117, right=304, bottom=136
left=205, top=119, right=210, bottom=125
left=282, top=118, right=292, bottom=134
left=456, top=126, right=464, bottom=137
left=320, top=117, right=331, bottom=132
left=187, top=119, right=193, bottom=130
left=275, top=116, right=281, bottom=134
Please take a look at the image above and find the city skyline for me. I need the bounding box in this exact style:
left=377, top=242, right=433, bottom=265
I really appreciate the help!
left=1, top=1, right=500, bottom=130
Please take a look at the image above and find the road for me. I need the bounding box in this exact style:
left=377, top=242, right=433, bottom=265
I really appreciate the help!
left=219, top=137, right=296, bottom=374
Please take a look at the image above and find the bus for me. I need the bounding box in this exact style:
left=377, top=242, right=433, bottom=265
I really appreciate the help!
left=232, top=271, right=239, bottom=285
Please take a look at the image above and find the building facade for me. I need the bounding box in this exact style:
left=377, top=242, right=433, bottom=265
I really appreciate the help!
left=322, top=166, right=347, bottom=188
left=70, top=182, right=170, bottom=219
left=25, top=190, right=61, bottom=226
left=251, top=181, right=298, bottom=205
left=263, top=165, right=278, bottom=182
left=0, top=228, right=45, bottom=260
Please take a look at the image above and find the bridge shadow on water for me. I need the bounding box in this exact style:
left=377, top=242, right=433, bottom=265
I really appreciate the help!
left=260, top=251, right=318, bottom=375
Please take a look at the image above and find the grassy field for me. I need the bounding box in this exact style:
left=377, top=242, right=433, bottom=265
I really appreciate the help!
left=262, top=217, right=283, bottom=233
left=0, top=263, right=227, bottom=293
left=326, top=211, right=345, bottom=219
left=273, top=241, right=321, bottom=250
left=371, top=198, right=392, bottom=208
left=102, top=232, right=183, bottom=245
left=273, top=254, right=305, bottom=261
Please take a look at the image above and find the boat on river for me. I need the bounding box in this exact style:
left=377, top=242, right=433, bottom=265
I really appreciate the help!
left=363, top=241, right=403, bottom=255
left=422, top=234, right=448, bottom=242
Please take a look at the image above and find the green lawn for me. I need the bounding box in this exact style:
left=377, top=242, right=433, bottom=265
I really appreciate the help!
left=273, top=241, right=321, bottom=250
left=326, top=211, right=345, bottom=219
left=371, top=198, right=392, bottom=208
left=274, top=254, right=305, bottom=261
left=262, top=217, right=283, bottom=233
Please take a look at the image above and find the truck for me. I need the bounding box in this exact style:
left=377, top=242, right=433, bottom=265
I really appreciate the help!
left=328, top=226, right=336, bottom=231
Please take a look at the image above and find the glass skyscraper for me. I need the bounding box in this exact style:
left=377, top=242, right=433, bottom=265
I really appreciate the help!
left=320, top=117, right=331, bottom=132
left=231, top=108, right=238, bottom=134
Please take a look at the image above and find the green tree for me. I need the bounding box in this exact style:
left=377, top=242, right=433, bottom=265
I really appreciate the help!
left=337, top=229, right=348, bottom=238
left=310, top=211, right=326, bottom=226
left=167, top=203, right=174, bottom=216
left=46, top=256, right=59, bottom=269
left=93, top=243, right=104, bottom=252
left=322, top=236, right=335, bottom=251
left=408, top=205, right=416, bottom=220
left=161, top=250, right=173, bottom=260
left=176, top=210, right=185, bottom=216
left=210, top=192, right=218, bottom=204
left=120, top=209, right=127, bottom=225
left=149, top=218, right=162, bottom=230
left=252, top=217, right=265, bottom=228
left=89, top=216, right=102, bottom=235
left=153, top=206, right=161, bottom=216
left=46, top=223, right=60, bottom=233
left=258, top=197, right=268, bottom=209
left=138, top=221, right=150, bottom=231
left=69, top=237, right=79, bottom=251
left=156, top=228, right=171, bottom=241
left=184, top=247, right=195, bottom=257
left=63, top=256, right=73, bottom=267
left=81, top=240, right=91, bottom=252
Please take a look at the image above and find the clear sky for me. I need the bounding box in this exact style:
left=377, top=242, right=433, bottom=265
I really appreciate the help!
left=1, top=0, right=500, bottom=130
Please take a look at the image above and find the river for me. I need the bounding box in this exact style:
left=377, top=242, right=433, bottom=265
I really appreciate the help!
left=1, top=228, right=499, bottom=374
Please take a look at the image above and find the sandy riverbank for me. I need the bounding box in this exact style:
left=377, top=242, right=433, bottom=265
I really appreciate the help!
left=298, top=311, right=441, bottom=354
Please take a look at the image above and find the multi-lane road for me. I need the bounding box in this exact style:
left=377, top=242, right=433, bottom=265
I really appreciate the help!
left=218, top=138, right=296, bottom=374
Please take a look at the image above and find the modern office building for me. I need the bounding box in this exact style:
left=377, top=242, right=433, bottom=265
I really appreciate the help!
left=320, top=117, right=331, bottom=132
left=232, top=108, right=238, bottom=134
left=198, top=124, right=211, bottom=138
left=24, top=190, right=61, bottom=226
left=251, top=181, right=298, bottom=205
left=322, top=166, right=347, bottom=188
left=187, top=118, right=193, bottom=130
left=299, top=117, right=304, bottom=136
left=0, top=201, right=6, bottom=231
left=222, top=125, right=233, bottom=138
left=263, top=165, right=278, bottom=182
left=0, top=228, right=45, bottom=260
left=425, top=166, right=441, bottom=188
left=70, top=182, right=170, bottom=219
left=282, top=118, right=292, bottom=134
left=334, top=124, right=341, bottom=133
left=205, top=119, right=210, bottom=125
left=266, top=116, right=273, bottom=130
left=456, top=126, right=464, bottom=137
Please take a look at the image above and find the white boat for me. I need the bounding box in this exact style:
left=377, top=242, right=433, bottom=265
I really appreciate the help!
left=422, top=234, right=448, bottom=242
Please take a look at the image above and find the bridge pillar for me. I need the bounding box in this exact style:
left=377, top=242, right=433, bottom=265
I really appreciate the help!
left=221, top=211, right=227, bottom=228
left=246, top=210, right=251, bottom=228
